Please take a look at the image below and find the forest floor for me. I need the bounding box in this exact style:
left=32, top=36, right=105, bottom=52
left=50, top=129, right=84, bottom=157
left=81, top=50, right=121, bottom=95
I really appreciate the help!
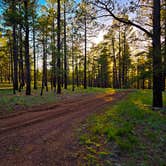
left=77, top=90, right=166, bottom=166
left=0, top=89, right=130, bottom=166
left=0, top=87, right=116, bottom=116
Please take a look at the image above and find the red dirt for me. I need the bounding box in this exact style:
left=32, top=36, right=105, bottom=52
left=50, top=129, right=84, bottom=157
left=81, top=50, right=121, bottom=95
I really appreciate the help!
left=0, top=91, right=130, bottom=166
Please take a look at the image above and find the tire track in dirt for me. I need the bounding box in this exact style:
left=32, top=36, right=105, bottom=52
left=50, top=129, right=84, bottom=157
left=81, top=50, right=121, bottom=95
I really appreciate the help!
left=0, top=92, right=116, bottom=133
left=0, top=91, right=131, bottom=166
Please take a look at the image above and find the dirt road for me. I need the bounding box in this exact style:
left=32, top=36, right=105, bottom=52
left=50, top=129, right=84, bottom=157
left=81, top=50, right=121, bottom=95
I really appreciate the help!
left=0, top=91, right=130, bottom=166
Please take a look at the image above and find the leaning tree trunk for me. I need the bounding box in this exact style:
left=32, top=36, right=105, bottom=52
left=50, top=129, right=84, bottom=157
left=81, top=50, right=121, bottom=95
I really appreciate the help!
left=152, top=0, right=163, bottom=107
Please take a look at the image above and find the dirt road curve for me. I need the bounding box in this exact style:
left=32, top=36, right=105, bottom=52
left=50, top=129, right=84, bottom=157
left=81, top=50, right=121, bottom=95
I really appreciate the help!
left=0, top=91, right=130, bottom=166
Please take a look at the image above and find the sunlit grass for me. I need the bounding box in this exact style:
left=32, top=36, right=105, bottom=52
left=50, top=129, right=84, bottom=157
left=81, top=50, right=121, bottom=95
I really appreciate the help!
left=78, top=90, right=166, bottom=165
left=0, top=85, right=114, bottom=114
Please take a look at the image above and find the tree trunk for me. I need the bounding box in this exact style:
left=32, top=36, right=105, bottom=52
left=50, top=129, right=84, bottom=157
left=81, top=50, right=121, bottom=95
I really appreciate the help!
left=76, top=63, right=79, bottom=87
left=64, top=1, right=67, bottom=89
left=118, top=27, right=122, bottom=88
left=84, top=15, right=87, bottom=89
left=112, top=37, right=119, bottom=88
left=33, top=15, right=37, bottom=89
left=152, top=0, right=162, bottom=107
left=8, top=35, right=13, bottom=86
left=137, top=60, right=140, bottom=89
left=45, top=28, right=48, bottom=92
left=122, top=31, right=126, bottom=88
left=24, top=0, right=31, bottom=95
left=18, top=24, right=24, bottom=92
left=71, top=30, right=75, bottom=91
left=57, top=0, right=61, bottom=94
left=40, top=35, right=46, bottom=96
left=51, top=17, right=56, bottom=92
left=162, top=15, right=166, bottom=91
left=12, top=0, right=18, bottom=94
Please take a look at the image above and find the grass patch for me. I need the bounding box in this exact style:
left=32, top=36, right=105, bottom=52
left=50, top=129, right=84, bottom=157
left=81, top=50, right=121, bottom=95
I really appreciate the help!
left=0, top=86, right=114, bottom=115
left=78, top=90, right=166, bottom=166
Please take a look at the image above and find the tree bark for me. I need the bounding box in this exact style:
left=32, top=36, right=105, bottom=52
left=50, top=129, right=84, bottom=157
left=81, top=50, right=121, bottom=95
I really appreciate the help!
left=18, top=24, right=24, bottom=92
left=76, top=63, right=79, bottom=87
left=40, top=35, right=47, bottom=96
left=51, top=16, right=56, bottom=92
left=84, top=15, right=87, bottom=89
left=57, top=0, right=61, bottom=94
left=112, top=37, right=119, bottom=88
left=24, top=0, right=31, bottom=95
left=33, top=15, right=37, bottom=90
left=122, top=30, right=126, bottom=88
left=118, top=27, right=122, bottom=88
left=12, top=0, right=18, bottom=94
left=162, top=14, right=166, bottom=91
left=152, top=0, right=163, bottom=107
left=71, top=30, right=75, bottom=91
left=64, top=1, right=67, bottom=89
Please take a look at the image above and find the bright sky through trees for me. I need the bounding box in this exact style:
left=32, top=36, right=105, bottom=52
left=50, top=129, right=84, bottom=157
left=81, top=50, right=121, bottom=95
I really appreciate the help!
left=39, top=0, right=81, bottom=5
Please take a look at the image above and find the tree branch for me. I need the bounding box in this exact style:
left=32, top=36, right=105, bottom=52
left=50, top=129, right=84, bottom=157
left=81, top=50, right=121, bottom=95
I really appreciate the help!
left=91, top=0, right=153, bottom=38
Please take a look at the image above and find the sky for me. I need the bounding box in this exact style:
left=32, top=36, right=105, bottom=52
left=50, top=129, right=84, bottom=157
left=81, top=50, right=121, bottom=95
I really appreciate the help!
left=39, top=0, right=46, bottom=5
left=39, top=0, right=80, bottom=5
left=39, top=0, right=127, bottom=4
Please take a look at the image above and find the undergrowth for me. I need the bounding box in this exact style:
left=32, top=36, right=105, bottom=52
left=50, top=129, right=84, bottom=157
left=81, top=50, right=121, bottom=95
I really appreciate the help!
left=0, top=86, right=114, bottom=114
left=78, top=90, right=166, bottom=166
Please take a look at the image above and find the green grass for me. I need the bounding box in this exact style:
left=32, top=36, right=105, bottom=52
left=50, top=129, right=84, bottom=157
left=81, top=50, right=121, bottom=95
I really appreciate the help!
left=78, top=90, right=166, bottom=166
left=0, top=86, right=114, bottom=115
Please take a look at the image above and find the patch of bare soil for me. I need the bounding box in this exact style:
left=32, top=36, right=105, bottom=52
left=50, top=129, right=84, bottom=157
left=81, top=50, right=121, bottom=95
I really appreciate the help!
left=0, top=93, right=94, bottom=117
left=0, top=91, right=130, bottom=166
